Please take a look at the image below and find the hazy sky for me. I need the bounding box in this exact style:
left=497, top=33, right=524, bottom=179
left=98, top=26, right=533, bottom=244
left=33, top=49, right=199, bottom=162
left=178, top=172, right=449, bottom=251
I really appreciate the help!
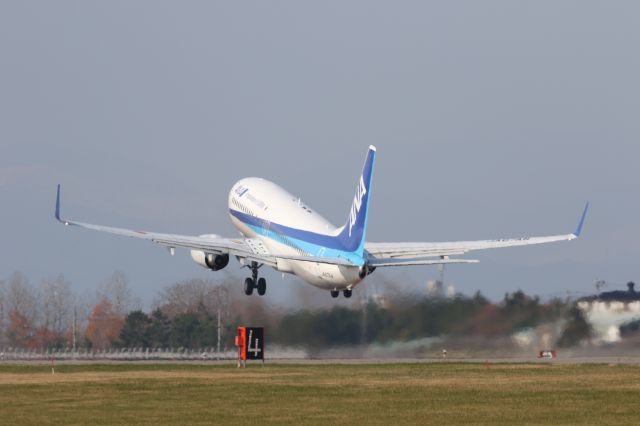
left=1, top=1, right=638, bottom=306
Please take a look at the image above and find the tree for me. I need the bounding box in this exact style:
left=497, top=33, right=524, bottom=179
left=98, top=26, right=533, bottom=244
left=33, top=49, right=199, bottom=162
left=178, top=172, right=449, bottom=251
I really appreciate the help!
left=154, top=279, right=230, bottom=349
left=276, top=306, right=361, bottom=348
left=97, top=271, right=140, bottom=317
left=6, top=272, right=37, bottom=348
left=38, top=275, right=74, bottom=347
left=467, top=304, right=510, bottom=337
left=118, top=310, right=151, bottom=348
left=499, top=290, right=542, bottom=332
left=85, top=299, right=124, bottom=350
left=557, top=304, right=592, bottom=347
left=170, top=313, right=200, bottom=348
left=0, top=278, right=6, bottom=347
left=7, top=310, right=35, bottom=348
left=154, top=279, right=229, bottom=318
left=147, top=308, right=171, bottom=348
left=6, top=272, right=37, bottom=320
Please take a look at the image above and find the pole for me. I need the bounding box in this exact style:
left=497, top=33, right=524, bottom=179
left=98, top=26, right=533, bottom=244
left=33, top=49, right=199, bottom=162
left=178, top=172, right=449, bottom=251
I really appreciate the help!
left=72, top=305, right=77, bottom=355
left=361, top=293, right=367, bottom=346
left=217, top=308, right=221, bottom=360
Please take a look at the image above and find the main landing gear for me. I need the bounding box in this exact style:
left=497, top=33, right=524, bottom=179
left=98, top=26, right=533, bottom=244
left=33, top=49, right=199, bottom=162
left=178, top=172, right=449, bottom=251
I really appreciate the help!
left=244, top=262, right=266, bottom=296
left=330, top=289, right=352, bottom=298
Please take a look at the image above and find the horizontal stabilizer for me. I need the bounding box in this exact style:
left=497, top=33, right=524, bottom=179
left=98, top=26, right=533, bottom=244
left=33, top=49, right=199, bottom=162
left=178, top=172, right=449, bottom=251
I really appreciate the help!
left=368, top=258, right=479, bottom=267
left=277, top=254, right=358, bottom=266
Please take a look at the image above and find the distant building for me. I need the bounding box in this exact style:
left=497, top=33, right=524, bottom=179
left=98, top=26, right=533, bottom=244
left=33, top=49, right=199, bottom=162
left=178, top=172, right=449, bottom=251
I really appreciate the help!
left=426, top=280, right=456, bottom=299
left=427, top=280, right=444, bottom=297
left=446, top=284, right=456, bottom=299
left=369, top=293, right=389, bottom=309
left=577, top=282, right=640, bottom=343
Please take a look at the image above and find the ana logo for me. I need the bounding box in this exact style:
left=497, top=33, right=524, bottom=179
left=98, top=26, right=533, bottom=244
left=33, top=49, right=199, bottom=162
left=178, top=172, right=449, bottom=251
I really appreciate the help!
left=235, top=186, right=248, bottom=197
left=348, top=176, right=367, bottom=237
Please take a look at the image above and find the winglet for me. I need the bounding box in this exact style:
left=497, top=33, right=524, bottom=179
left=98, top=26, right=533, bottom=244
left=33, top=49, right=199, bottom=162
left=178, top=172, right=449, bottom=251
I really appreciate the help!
left=573, top=202, right=589, bottom=237
left=55, top=184, right=63, bottom=223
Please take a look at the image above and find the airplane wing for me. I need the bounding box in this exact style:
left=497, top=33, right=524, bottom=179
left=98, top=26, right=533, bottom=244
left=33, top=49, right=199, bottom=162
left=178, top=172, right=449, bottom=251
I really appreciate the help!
left=365, top=203, right=588, bottom=267
left=54, top=185, right=355, bottom=267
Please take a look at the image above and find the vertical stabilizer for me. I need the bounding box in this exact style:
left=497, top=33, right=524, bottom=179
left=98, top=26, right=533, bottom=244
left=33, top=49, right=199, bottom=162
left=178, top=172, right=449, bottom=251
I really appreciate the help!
left=336, top=146, right=376, bottom=255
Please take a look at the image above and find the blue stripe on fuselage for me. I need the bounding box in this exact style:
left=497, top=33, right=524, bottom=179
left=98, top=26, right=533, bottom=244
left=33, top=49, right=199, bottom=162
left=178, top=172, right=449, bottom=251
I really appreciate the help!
left=229, top=209, right=365, bottom=266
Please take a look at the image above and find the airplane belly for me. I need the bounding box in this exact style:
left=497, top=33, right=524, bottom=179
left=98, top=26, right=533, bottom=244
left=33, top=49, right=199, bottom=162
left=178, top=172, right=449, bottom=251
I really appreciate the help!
left=291, top=262, right=363, bottom=290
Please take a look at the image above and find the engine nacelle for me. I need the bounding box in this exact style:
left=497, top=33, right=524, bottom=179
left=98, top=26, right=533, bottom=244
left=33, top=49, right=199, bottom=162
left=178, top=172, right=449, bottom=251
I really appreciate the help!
left=359, top=265, right=376, bottom=279
left=190, top=234, right=229, bottom=271
left=191, top=250, right=230, bottom=271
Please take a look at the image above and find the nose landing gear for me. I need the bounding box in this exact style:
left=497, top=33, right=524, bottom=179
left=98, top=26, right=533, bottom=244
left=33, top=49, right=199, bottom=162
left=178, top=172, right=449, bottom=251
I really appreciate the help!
left=244, top=262, right=267, bottom=296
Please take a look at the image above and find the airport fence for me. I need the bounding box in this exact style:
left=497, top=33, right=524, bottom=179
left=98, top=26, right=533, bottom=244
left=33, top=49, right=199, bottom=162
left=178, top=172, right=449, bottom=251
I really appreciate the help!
left=0, top=346, right=307, bottom=361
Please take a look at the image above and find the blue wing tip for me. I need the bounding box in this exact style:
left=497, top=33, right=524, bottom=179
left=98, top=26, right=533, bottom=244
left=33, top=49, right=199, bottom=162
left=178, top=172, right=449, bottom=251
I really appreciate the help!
left=55, top=184, right=62, bottom=222
left=574, top=202, right=589, bottom=237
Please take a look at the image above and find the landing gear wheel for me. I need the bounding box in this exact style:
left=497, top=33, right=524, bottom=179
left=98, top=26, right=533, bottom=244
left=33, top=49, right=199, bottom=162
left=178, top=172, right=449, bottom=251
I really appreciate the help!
left=330, top=290, right=339, bottom=298
left=343, top=289, right=352, bottom=298
left=244, top=278, right=254, bottom=296
left=243, top=261, right=262, bottom=296
left=257, top=277, right=267, bottom=296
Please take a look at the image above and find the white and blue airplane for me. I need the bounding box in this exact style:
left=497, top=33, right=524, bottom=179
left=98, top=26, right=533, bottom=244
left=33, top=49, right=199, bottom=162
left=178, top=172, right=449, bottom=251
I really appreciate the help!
left=55, top=146, right=588, bottom=298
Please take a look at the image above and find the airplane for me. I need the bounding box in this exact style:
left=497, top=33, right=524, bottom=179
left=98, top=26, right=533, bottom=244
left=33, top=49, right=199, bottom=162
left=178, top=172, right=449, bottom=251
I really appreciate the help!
left=55, top=146, right=588, bottom=298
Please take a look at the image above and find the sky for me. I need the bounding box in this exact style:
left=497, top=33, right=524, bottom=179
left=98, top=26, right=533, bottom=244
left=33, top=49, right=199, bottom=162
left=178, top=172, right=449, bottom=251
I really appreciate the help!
left=1, top=1, right=639, bottom=307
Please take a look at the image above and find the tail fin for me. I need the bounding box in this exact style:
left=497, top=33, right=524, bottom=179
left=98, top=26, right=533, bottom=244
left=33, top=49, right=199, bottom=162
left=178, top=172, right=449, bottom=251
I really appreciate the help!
left=336, top=145, right=376, bottom=255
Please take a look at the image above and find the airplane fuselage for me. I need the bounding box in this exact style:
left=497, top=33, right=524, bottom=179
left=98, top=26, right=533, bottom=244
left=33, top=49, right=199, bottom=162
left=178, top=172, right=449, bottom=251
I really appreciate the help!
left=228, top=177, right=364, bottom=290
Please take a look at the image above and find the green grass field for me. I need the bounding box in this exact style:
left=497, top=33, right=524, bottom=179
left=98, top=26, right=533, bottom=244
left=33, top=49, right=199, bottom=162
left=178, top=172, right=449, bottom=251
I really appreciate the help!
left=1, top=362, right=639, bottom=425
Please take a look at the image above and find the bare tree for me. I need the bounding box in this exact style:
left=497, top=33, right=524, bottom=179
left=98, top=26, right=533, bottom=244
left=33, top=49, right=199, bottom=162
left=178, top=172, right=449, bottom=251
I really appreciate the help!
left=153, top=278, right=230, bottom=318
left=153, top=278, right=233, bottom=350
left=40, top=274, right=73, bottom=338
left=6, top=272, right=38, bottom=347
left=7, top=272, right=37, bottom=318
left=72, top=288, right=96, bottom=349
left=97, top=271, right=140, bottom=316
left=0, top=278, right=6, bottom=347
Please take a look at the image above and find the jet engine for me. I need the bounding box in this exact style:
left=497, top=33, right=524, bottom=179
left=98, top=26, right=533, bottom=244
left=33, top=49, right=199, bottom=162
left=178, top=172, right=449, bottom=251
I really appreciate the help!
left=359, top=265, right=376, bottom=279
left=190, top=234, right=229, bottom=271
left=191, top=250, right=229, bottom=271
